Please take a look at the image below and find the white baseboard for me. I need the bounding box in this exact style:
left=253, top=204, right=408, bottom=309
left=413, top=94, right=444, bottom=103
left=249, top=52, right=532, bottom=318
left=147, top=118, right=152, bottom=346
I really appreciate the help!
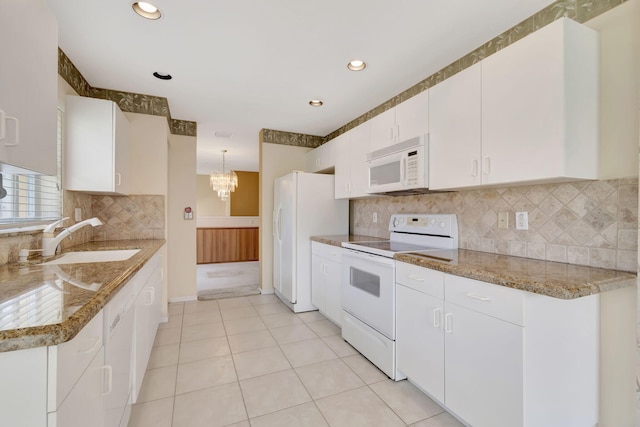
left=260, top=288, right=274, bottom=295
left=168, top=295, right=198, bottom=303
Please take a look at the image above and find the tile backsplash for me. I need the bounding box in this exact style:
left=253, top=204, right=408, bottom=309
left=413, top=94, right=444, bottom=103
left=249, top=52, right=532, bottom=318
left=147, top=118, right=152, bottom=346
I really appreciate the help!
left=352, top=178, right=638, bottom=272
left=0, top=193, right=165, bottom=264
left=91, top=195, right=165, bottom=241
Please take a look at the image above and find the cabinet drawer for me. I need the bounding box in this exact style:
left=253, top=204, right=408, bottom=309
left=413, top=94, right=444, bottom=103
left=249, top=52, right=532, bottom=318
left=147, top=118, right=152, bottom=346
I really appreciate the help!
left=324, top=245, right=343, bottom=262
left=48, top=310, right=104, bottom=411
left=311, top=241, right=324, bottom=256
left=396, top=262, right=444, bottom=299
left=445, top=274, right=524, bottom=326
left=312, top=242, right=344, bottom=261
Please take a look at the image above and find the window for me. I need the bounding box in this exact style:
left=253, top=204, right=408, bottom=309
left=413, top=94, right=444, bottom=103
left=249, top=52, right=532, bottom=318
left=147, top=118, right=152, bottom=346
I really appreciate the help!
left=0, top=107, right=62, bottom=227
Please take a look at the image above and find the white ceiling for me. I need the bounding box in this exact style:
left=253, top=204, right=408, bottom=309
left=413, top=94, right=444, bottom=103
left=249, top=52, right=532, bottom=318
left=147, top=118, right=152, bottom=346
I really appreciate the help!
left=47, top=0, right=555, bottom=174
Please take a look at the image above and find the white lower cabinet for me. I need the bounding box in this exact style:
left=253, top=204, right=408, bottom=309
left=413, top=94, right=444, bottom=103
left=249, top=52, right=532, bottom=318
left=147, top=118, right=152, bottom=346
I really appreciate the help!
left=444, top=301, right=523, bottom=427
left=396, top=262, right=598, bottom=427
left=49, top=348, right=105, bottom=427
left=0, top=250, right=165, bottom=427
left=396, top=285, right=444, bottom=402
left=311, top=242, right=343, bottom=325
left=132, top=253, right=164, bottom=402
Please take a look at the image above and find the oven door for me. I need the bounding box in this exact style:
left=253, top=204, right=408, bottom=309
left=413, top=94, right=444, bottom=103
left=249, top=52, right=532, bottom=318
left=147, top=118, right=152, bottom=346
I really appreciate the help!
left=342, top=249, right=395, bottom=340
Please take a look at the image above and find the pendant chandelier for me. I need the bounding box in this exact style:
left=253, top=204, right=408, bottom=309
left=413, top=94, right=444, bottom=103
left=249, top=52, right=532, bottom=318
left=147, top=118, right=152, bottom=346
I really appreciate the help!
left=209, top=149, right=238, bottom=201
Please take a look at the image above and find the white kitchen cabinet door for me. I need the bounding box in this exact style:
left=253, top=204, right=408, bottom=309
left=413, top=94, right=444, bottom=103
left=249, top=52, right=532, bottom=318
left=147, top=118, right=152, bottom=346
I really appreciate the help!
left=65, top=96, right=130, bottom=195
left=394, top=90, right=429, bottom=143
left=369, top=91, right=429, bottom=153
left=348, top=122, right=371, bottom=198
left=429, top=63, right=482, bottom=190
left=481, top=18, right=598, bottom=186
left=0, top=0, right=57, bottom=175
left=132, top=252, right=163, bottom=403
left=444, top=302, right=523, bottom=427
left=305, top=138, right=335, bottom=173
left=311, top=249, right=326, bottom=312
left=396, top=284, right=444, bottom=402
left=311, top=242, right=343, bottom=326
left=49, top=348, right=105, bottom=427
left=369, top=108, right=396, bottom=152
left=323, top=248, right=343, bottom=326
left=333, top=132, right=351, bottom=199
left=334, top=123, right=372, bottom=200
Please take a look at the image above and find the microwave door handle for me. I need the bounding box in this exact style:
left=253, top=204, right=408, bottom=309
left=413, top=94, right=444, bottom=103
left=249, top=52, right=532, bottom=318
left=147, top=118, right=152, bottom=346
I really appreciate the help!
left=402, top=156, right=407, bottom=185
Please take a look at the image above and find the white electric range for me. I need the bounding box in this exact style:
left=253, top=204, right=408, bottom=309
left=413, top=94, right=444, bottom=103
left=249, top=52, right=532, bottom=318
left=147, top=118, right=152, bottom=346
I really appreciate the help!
left=340, top=213, right=458, bottom=379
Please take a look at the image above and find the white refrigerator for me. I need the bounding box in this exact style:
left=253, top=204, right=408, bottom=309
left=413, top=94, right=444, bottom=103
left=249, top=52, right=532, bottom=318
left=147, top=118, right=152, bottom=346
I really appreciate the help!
left=273, top=171, right=348, bottom=312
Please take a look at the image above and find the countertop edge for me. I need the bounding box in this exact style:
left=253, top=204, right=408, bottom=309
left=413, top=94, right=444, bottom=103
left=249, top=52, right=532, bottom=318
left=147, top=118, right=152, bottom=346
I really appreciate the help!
left=394, top=251, right=636, bottom=300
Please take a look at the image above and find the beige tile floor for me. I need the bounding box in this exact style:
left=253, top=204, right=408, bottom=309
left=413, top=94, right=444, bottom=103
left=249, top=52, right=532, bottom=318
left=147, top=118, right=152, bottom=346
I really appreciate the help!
left=128, top=295, right=465, bottom=427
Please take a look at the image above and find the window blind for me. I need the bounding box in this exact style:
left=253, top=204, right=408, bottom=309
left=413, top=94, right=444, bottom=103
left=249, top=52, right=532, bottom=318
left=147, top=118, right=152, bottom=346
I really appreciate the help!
left=0, top=173, right=61, bottom=224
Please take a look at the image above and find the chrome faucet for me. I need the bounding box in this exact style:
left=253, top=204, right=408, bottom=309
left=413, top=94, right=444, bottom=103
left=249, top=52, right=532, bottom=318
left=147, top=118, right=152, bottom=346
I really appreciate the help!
left=41, top=217, right=103, bottom=256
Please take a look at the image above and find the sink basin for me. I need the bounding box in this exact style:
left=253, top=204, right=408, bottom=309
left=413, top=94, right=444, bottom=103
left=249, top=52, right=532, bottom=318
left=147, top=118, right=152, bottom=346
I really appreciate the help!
left=41, top=249, right=141, bottom=265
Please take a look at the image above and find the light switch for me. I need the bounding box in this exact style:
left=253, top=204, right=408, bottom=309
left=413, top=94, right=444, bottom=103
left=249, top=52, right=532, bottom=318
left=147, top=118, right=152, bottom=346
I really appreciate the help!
left=74, top=208, right=82, bottom=222
left=372, top=212, right=378, bottom=223
left=516, top=212, right=529, bottom=230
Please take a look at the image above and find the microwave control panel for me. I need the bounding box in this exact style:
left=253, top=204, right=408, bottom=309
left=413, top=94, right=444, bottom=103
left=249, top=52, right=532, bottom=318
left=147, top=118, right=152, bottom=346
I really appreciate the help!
left=405, top=150, right=419, bottom=184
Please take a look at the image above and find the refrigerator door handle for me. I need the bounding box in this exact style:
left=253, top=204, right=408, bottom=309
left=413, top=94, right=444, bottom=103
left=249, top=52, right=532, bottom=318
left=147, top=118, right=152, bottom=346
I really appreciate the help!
left=277, top=207, right=283, bottom=242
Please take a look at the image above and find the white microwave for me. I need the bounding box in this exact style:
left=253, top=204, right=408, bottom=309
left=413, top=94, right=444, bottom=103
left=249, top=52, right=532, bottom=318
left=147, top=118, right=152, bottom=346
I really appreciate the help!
left=366, top=135, right=429, bottom=194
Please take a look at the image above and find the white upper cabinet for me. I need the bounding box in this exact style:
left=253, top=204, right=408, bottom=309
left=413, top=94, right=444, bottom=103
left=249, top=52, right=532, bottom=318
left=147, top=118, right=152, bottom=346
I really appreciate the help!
left=369, top=90, right=429, bottom=152
left=480, top=17, right=599, bottom=187
left=333, top=132, right=350, bottom=199
left=0, top=0, right=57, bottom=175
left=394, top=90, right=430, bottom=144
left=429, top=63, right=482, bottom=190
left=64, top=96, right=131, bottom=195
left=305, top=138, right=335, bottom=173
left=369, top=108, right=396, bottom=152
left=429, top=18, right=598, bottom=190
left=349, top=123, right=372, bottom=198
left=334, top=122, right=372, bottom=199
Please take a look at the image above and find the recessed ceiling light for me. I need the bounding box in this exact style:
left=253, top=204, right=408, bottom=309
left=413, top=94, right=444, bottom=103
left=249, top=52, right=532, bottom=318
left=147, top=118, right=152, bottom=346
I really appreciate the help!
left=309, top=100, right=323, bottom=107
left=132, top=2, right=162, bottom=20
left=153, top=72, right=172, bottom=80
left=347, top=60, right=367, bottom=71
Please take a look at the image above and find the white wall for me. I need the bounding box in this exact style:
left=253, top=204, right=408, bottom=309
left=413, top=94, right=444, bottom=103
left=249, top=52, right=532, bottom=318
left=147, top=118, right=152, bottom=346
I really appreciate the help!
left=585, top=2, right=640, bottom=425
left=125, top=113, right=169, bottom=196
left=123, top=112, right=170, bottom=315
left=585, top=0, right=640, bottom=179
left=196, top=174, right=229, bottom=216
left=168, top=133, right=197, bottom=300
left=259, top=142, right=311, bottom=293
left=197, top=217, right=259, bottom=228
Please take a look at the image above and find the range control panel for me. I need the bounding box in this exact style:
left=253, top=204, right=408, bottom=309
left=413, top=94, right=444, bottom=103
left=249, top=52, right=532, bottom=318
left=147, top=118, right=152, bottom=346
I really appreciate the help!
left=389, top=214, right=458, bottom=237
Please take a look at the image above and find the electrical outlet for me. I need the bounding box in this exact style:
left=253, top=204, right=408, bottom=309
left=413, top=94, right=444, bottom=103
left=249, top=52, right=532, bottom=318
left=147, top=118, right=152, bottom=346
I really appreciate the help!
left=498, top=212, right=509, bottom=229
left=516, top=212, right=529, bottom=230
left=372, top=212, right=378, bottom=223
left=74, top=208, right=82, bottom=222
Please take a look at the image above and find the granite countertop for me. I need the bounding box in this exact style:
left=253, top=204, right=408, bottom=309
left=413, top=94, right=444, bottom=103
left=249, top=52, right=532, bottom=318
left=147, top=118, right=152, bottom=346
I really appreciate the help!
left=310, top=234, right=388, bottom=247
left=395, top=249, right=636, bottom=300
left=311, top=234, right=635, bottom=299
left=0, top=239, right=165, bottom=352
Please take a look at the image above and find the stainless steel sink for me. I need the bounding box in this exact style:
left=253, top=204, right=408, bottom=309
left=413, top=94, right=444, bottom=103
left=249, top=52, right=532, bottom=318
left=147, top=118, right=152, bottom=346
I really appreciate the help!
left=40, top=249, right=140, bottom=265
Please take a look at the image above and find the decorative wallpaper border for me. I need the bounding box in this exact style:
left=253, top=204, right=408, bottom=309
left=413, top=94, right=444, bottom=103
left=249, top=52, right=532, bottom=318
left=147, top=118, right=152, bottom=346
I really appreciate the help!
left=263, top=0, right=627, bottom=146
left=58, top=49, right=197, bottom=137
left=259, top=129, right=324, bottom=148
